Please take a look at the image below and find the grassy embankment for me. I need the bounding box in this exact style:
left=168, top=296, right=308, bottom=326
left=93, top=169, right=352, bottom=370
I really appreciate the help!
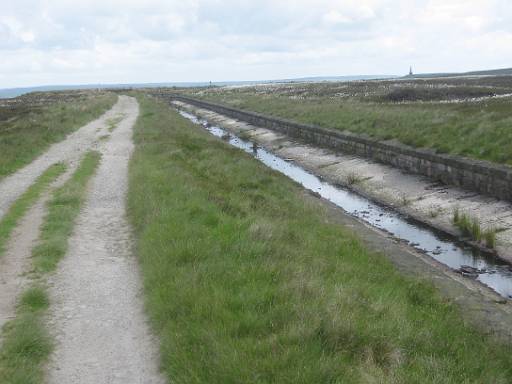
left=0, top=93, right=116, bottom=180
left=128, top=95, right=512, bottom=383
left=0, top=151, right=101, bottom=384
left=193, top=92, right=512, bottom=165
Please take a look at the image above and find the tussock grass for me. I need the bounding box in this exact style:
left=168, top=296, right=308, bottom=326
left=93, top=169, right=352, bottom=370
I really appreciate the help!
left=453, top=208, right=496, bottom=248
left=345, top=171, right=363, bottom=185
left=453, top=208, right=476, bottom=238
left=484, top=228, right=497, bottom=249
left=128, top=95, right=512, bottom=383
left=0, top=288, right=51, bottom=384
left=20, top=286, right=50, bottom=311
left=0, top=163, right=66, bottom=257
left=0, top=93, right=116, bottom=180
left=0, top=150, right=101, bottom=383
left=471, top=217, right=482, bottom=242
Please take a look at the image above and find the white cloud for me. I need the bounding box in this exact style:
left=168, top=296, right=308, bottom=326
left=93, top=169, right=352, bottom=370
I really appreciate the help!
left=0, top=0, right=511, bottom=88
left=323, top=11, right=353, bottom=24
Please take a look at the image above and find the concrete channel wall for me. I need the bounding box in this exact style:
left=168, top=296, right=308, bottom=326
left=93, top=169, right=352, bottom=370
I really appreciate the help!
left=168, top=94, right=512, bottom=202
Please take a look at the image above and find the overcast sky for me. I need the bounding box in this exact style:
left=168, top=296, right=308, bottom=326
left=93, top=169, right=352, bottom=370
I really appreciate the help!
left=1, top=0, right=511, bottom=88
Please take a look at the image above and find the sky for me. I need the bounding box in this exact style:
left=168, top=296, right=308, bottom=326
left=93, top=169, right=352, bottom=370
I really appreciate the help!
left=1, top=0, right=511, bottom=88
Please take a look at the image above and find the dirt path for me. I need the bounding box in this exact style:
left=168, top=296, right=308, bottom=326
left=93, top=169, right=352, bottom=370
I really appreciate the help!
left=0, top=97, right=124, bottom=341
left=0, top=95, right=123, bottom=222
left=45, top=96, right=165, bottom=384
left=0, top=166, right=77, bottom=338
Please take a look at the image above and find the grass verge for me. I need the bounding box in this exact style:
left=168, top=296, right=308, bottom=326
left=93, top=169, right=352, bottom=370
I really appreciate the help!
left=0, top=287, right=51, bottom=384
left=0, top=93, right=116, bottom=180
left=128, top=95, right=512, bottom=383
left=0, top=163, right=66, bottom=257
left=0, top=151, right=101, bottom=384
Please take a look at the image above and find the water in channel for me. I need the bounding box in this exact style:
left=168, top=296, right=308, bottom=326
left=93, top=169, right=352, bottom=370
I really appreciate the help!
left=178, top=109, right=512, bottom=299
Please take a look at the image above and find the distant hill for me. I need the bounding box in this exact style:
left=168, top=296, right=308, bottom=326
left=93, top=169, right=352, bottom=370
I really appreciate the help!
left=406, top=67, right=512, bottom=79
left=464, top=67, right=512, bottom=76
left=0, top=88, right=32, bottom=98
left=0, top=83, right=150, bottom=99
left=275, top=75, right=396, bottom=82
left=0, top=84, right=111, bottom=99
left=0, top=75, right=397, bottom=99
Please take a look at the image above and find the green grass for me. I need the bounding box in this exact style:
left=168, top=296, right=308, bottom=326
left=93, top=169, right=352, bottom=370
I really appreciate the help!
left=484, top=228, right=497, bottom=248
left=471, top=218, right=482, bottom=242
left=452, top=208, right=497, bottom=248
left=106, top=115, right=123, bottom=132
left=33, top=151, right=101, bottom=273
left=128, top=95, right=512, bottom=383
left=0, top=151, right=101, bottom=383
left=345, top=171, right=363, bottom=185
left=0, top=287, right=51, bottom=384
left=0, top=163, right=66, bottom=257
left=0, top=93, right=116, bottom=180
left=192, top=92, right=512, bottom=165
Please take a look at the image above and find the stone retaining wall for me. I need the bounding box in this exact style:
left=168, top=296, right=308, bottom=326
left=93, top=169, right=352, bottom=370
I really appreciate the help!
left=166, top=94, right=512, bottom=202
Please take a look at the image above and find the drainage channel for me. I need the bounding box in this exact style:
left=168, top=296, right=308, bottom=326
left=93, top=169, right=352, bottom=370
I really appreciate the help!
left=178, top=109, right=512, bottom=299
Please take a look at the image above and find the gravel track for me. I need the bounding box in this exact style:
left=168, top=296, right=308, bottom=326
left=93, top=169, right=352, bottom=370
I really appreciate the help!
left=0, top=98, right=122, bottom=343
left=45, top=96, right=165, bottom=384
left=0, top=95, right=123, bottom=222
left=0, top=166, right=76, bottom=342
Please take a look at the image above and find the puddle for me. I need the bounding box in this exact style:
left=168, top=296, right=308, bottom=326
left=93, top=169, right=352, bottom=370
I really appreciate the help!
left=179, top=110, right=512, bottom=299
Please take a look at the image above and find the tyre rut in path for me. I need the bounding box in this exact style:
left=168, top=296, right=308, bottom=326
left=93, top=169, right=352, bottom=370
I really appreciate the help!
left=46, top=96, right=165, bottom=384
left=0, top=95, right=123, bottom=222
left=0, top=190, right=50, bottom=332
left=0, top=96, right=123, bottom=343
left=0, top=166, right=76, bottom=343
